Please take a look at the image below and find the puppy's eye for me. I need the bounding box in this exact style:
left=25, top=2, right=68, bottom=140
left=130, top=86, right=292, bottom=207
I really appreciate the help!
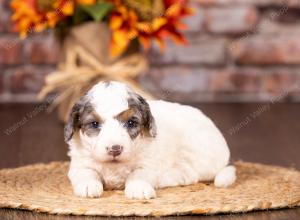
left=126, top=118, right=138, bottom=129
left=90, top=121, right=100, bottom=129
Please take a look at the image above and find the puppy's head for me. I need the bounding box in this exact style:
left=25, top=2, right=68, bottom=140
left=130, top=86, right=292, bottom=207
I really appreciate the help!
left=65, top=81, right=156, bottom=162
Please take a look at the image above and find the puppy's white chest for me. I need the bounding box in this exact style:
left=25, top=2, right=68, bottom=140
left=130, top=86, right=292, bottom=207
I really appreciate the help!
left=100, top=164, right=134, bottom=190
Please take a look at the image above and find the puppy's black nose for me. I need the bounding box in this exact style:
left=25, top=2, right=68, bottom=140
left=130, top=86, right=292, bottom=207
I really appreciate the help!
left=107, top=145, right=123, bottom=157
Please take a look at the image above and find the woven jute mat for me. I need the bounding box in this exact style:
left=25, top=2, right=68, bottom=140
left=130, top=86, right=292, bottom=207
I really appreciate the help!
left=0, top=161, right=299, bottom=216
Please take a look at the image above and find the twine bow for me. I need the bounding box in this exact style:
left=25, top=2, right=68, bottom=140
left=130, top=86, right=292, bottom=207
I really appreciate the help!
left=38, top=45, right=152, bottom=122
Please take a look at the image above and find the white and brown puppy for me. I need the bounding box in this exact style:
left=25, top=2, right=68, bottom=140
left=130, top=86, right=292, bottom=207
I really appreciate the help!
left=65, top=81, right=236, bottom=199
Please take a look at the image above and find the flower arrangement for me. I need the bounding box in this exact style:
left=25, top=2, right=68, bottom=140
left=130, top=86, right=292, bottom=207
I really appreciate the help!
left=11, top=0, right=194, bottom=122
left=11, top=0, right=193, bottom=56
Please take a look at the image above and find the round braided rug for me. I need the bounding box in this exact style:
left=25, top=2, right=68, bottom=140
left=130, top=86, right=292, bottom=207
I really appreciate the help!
left=0, top=161, right=299, bottom=216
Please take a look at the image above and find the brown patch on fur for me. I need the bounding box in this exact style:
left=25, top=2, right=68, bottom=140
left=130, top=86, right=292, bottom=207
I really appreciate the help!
left=64, top=96, right=103, bottom=141
left=115, top=108, right=142, bottom=139
left=127, top=95, right=157, bottom=138
left=115, top=108, right=135, bottom=122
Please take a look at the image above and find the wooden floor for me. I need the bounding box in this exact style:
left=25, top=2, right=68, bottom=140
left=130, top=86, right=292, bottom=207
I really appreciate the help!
left=0, top=103, right=299, bottom=220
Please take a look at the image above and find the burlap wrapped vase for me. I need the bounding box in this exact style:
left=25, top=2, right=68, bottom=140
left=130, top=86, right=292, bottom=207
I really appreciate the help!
left=38, top=22, right=151, bottom=122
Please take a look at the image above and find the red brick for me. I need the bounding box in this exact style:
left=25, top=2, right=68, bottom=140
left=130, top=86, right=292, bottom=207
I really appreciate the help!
left=0, top=3, right=8, bottom=32
left=211, top=67, right=300, bottom=95
left=203, top=6, right=259, bottom=34
left=210, top=68, right=261, bottom=93
left=5, top=16, right=16, bottom=33
left=145, top=67, right=263, bottom=102
left=149, top=37, right=226, bottom=65
left=146, top=66, right=300, bottom=102
left=8, top=66, right=54, bottom=94
left=231, top=36, right=300, bottom=65
left=0, top=37, right=23, bottom=65
left=0, top=69, right=4, bottom=93
left=145, top=67, right=211, bottom=101
left=183, top=4, right=204, bottom=32
left=3, top=0, right=300, bottom=104
left=258, top=18, right=300, bottom=35
left=0, top=1, right=16, bottom=33
left=26, top=36, right=60, bottom=65
left=3, top=0, right=12, bottom=9
left=261, top=69, right=300, bottom=94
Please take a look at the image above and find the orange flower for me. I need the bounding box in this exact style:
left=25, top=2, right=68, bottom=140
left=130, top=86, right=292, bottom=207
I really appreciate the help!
left=11, top=0, right=75, bottom=38
left=77, top=0, right=96, bottom=4
left=109, top=5, right=139, bottom=56
left=11, top=0, right=193, bottom=57
left=109, top=0, right=193, bottom=57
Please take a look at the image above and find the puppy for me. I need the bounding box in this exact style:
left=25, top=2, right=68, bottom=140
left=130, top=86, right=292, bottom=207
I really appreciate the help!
left=65, top=81, right=236, bottom=199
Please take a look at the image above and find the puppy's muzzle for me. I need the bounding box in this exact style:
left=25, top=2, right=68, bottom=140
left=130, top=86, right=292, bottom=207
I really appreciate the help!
left=106, top=145, right=123, bottom=157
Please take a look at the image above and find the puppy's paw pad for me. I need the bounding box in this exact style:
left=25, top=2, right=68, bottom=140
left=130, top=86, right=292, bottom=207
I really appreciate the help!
left=74, top=180, right=103, bottom=198
left=125, top=180, right=156, bottom=199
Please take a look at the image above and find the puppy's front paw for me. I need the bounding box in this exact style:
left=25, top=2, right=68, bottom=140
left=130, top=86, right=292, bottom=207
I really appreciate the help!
left=73, top=180, right=103, bottom=198
left=125, top=180, right=156, bottom=199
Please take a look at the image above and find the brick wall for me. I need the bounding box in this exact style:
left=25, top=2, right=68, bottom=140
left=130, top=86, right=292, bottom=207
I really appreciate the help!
left=0, top=0, right=59, bottom=102
left=1, top=0, right=300, bottom=103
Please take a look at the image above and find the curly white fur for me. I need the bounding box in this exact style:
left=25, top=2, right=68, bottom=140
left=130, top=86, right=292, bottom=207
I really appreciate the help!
left=66, top=81, right=236, bottom=199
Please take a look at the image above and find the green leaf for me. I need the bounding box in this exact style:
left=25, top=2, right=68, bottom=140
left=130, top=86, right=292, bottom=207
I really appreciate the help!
left=79, top=2, right=114, bottom=22
left=73, top=7, right=92, bottom=25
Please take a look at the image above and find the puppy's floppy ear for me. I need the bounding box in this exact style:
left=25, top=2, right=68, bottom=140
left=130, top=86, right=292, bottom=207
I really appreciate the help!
left=130, top=94, right=157, bottom=137
left=64, top=95, right=88, bottom=142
